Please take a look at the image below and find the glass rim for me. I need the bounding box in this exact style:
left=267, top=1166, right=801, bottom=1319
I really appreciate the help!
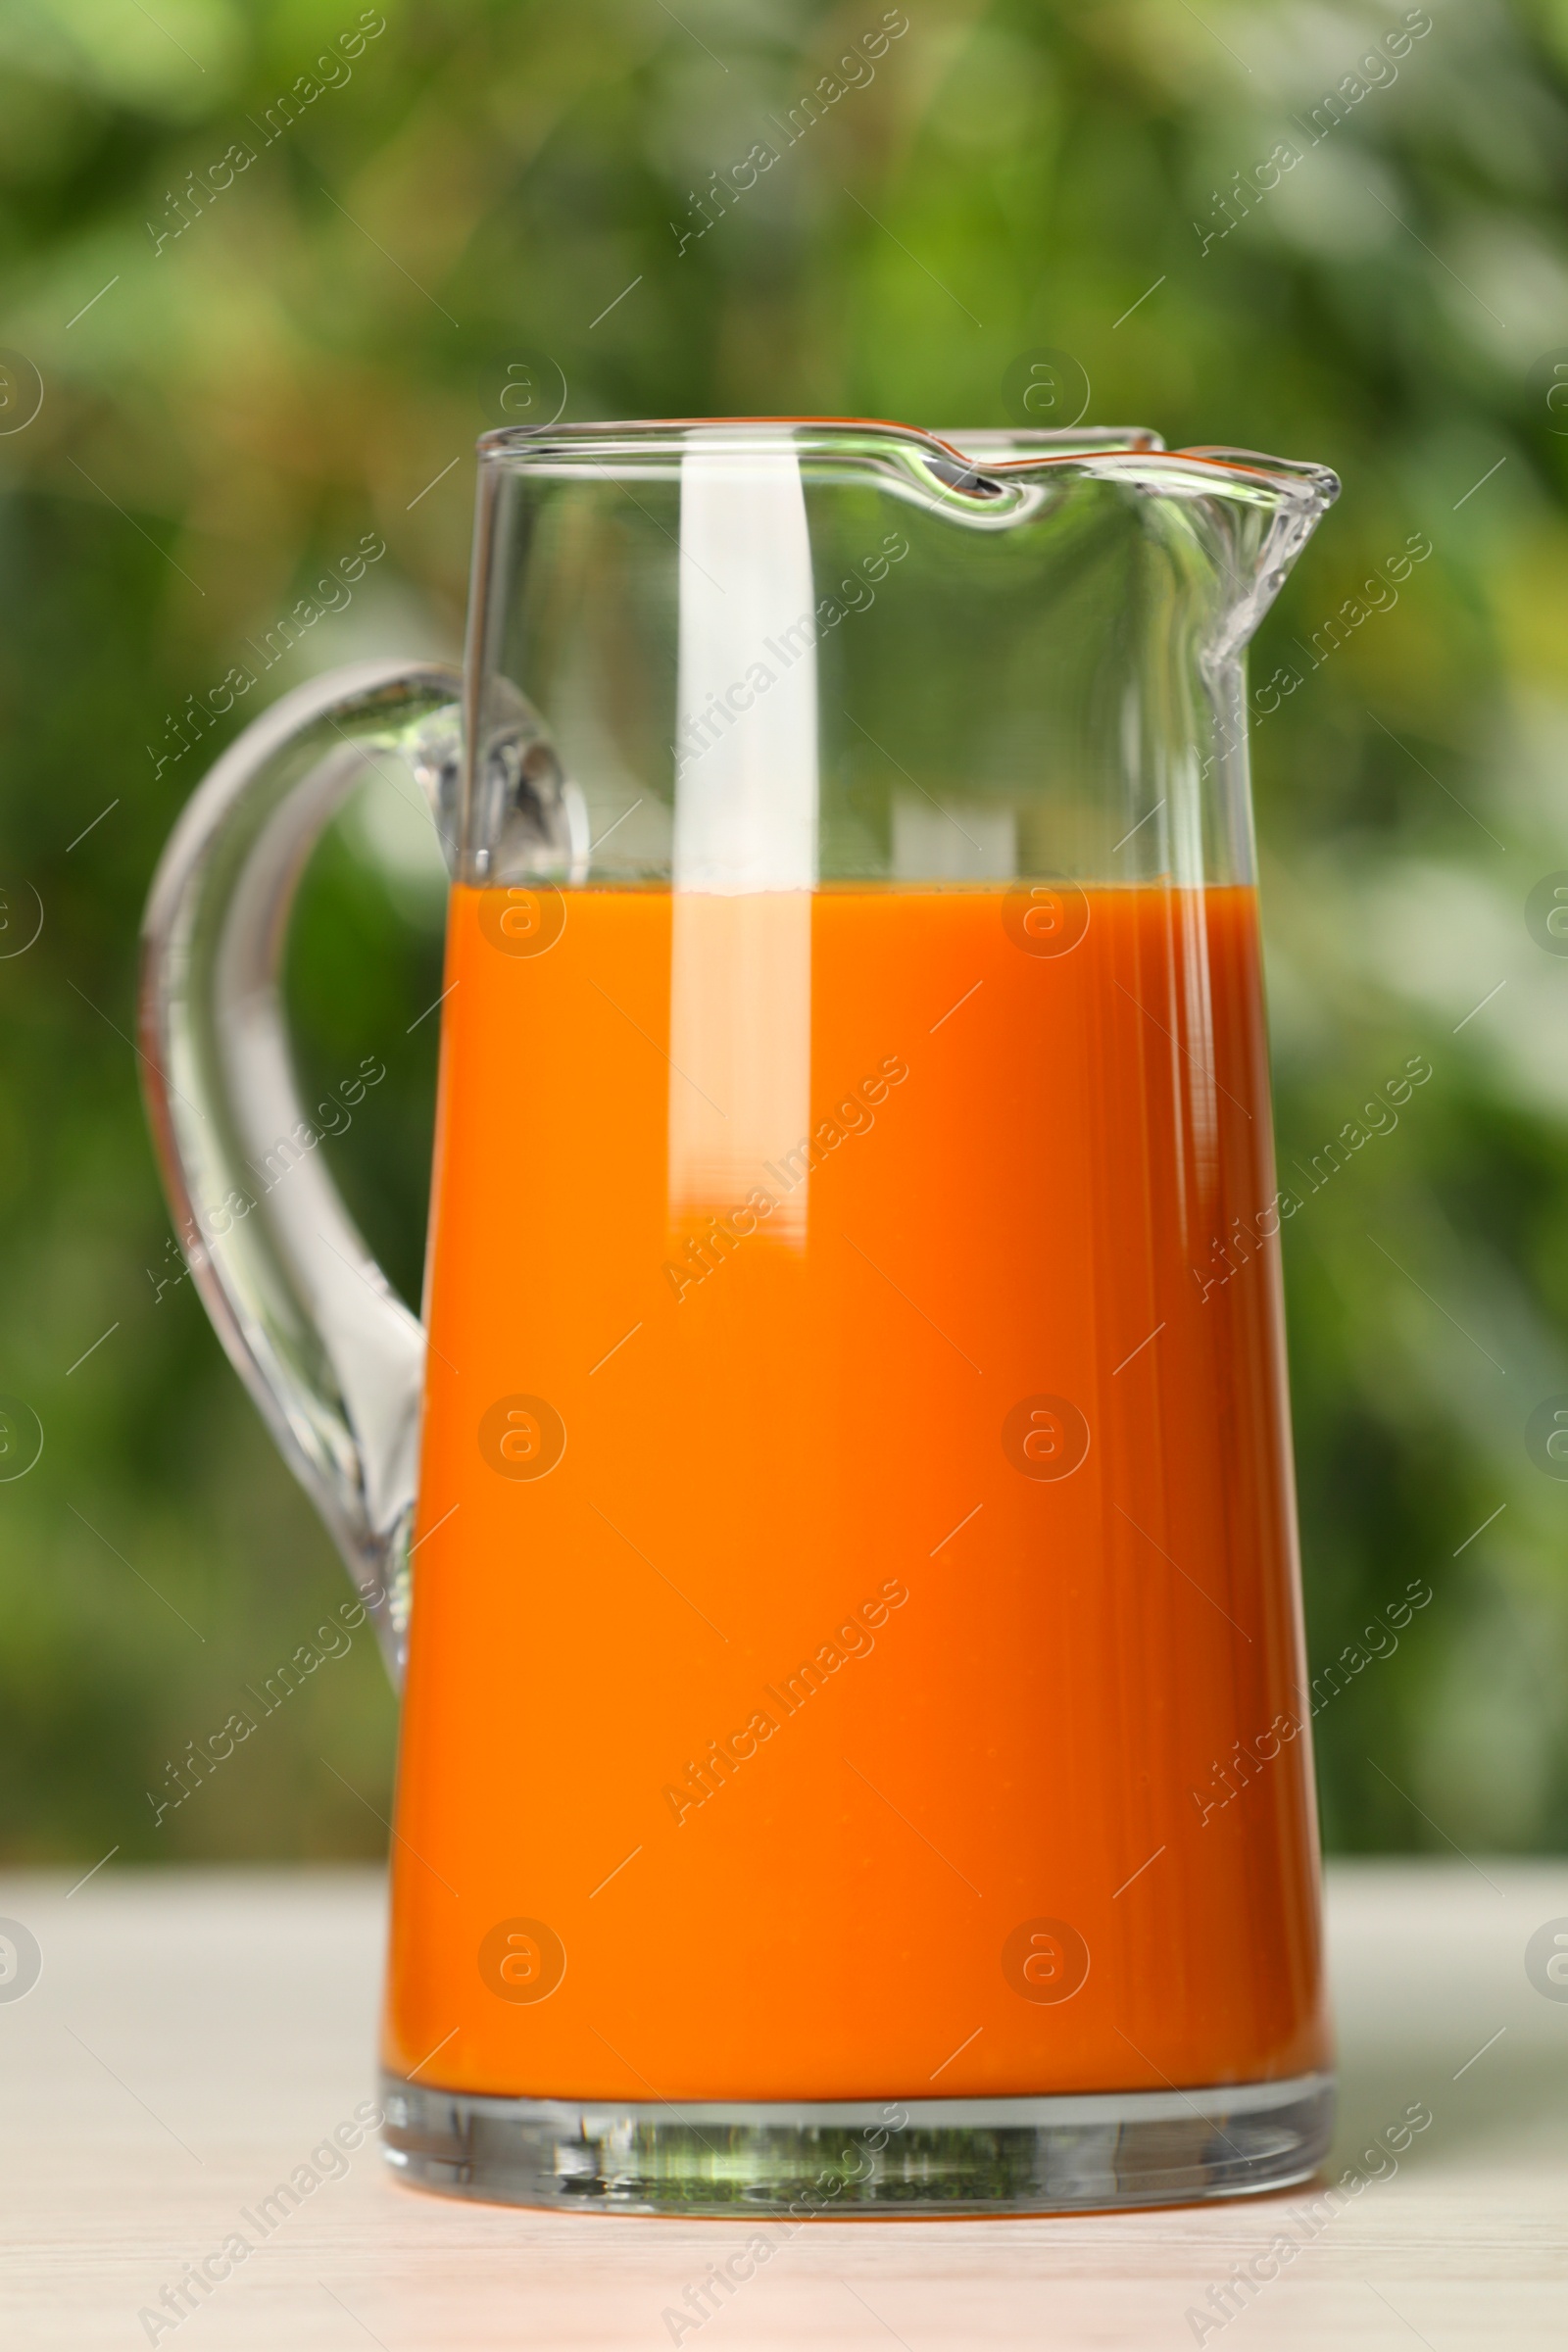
left=474, top=416, right=1340, bottom=508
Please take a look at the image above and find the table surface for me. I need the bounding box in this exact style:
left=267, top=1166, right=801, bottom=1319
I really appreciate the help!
left=2, top=1860, right=1564, bottom=2348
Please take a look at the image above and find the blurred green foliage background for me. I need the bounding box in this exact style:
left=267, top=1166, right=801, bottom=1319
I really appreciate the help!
left=2, top=0, right=1567, bottom=1862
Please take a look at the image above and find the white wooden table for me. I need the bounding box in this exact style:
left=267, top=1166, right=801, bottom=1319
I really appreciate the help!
left=2, top=1861, right=1564, bottom=2347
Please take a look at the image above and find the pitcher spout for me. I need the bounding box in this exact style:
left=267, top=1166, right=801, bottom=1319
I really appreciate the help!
left=1174, top=445, right=1341, bottom=659
left=944, top=429, right=1340, bottom=662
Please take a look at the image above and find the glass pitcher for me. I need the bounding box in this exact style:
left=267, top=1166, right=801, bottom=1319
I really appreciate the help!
left=140, top=416, right=1339, bottom=2216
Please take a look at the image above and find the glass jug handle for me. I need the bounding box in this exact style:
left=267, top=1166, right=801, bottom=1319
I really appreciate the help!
left=139, top=660, right=465, bottom=1688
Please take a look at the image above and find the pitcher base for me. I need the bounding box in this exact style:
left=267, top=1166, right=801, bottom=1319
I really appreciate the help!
left=379, top=2070, right=1334, bottom=2216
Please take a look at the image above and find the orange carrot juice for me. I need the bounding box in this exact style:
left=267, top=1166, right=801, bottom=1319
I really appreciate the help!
left=384, top=881, right=1326, bottom=2102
